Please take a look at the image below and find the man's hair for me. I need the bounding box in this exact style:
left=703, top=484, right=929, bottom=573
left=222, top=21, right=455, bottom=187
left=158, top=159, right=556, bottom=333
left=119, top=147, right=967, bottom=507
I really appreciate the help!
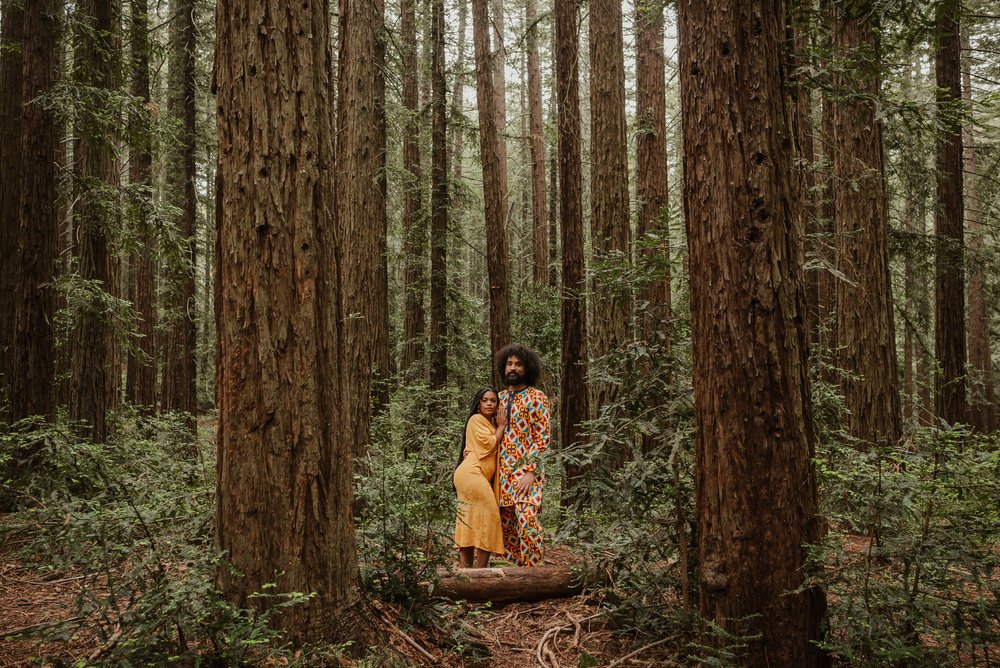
left=495, top=344, right=542, bottom=387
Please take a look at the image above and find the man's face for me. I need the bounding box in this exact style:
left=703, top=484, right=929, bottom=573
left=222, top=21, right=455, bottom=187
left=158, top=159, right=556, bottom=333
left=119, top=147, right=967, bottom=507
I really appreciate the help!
left=505, top=356, right=526, bottom=385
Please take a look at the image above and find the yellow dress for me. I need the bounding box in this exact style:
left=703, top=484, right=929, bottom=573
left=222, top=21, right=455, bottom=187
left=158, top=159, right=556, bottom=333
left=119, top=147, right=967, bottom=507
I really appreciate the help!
left=453, top=414, right=505, bottom=554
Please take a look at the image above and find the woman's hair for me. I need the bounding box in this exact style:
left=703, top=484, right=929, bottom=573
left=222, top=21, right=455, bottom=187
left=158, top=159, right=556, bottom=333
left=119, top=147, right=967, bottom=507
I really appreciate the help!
left=457, top=386, right=497, bottom=470
left=494, top=343, right=542, bottom=387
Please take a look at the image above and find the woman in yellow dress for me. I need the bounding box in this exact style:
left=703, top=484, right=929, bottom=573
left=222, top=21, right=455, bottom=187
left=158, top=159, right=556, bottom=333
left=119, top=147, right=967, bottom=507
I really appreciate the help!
left=454, top=387, right=507, bottom=568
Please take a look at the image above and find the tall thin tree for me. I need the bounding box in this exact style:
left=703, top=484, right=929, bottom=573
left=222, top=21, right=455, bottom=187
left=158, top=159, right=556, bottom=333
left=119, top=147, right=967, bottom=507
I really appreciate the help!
left=11, top=0, right=59, bottom=421
left=70, top=0, right=121, bottom=442
left=678, top=0, right=829, bottom=663
left=933, top=0, right=966, bottom=424
left=555, top=0, right=588, bottom=497
left=589, top=0, right=631, bottom=408
left=372, top=0, right=390, bottom=413
left=526, top=0, right=547, bottom=287
left=429, top=0, right=448, bottom=391
left=472, top=0, right=512, bottom=379
left=832, top=1, right=901, bottom=447
left=214, top=0, right=377, bottom=644
left=162, top=0, right=198, bottom=423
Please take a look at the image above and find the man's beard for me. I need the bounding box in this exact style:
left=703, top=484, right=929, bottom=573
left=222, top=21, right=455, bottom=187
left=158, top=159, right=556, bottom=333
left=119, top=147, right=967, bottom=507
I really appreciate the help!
left=505, top=372, right=524, bottom=385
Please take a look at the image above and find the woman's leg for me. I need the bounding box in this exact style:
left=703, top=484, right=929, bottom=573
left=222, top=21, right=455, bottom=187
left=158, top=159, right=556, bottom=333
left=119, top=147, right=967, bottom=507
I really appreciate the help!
left=474, top=549, right=491, bottom=568
left=458, top=546, right=475, bottom=568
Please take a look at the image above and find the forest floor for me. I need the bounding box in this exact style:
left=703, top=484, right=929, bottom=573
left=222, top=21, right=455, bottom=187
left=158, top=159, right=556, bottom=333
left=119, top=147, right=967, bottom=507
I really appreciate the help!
left=0, top=535, right=673, bottom=667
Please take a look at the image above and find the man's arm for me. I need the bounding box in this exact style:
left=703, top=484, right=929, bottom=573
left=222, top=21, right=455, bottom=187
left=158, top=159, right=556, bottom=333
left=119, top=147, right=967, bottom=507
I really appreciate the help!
left=515, top=392, right=551, bottom=494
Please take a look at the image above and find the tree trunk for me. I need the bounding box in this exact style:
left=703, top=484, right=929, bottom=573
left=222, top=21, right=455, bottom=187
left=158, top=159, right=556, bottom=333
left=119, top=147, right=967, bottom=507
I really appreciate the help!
left=489, top=0, right=509, bottom=237
left=400, top=0, right=426, bottom=382
left=432, top=565, right=597, bottom=604
left=10, top=0, right=58, bottom=422
left=678, top=1, right=829, bottom=664
left=962, top=33, right=995, bottom=433
left=372, top=0, right=390, bottom=414
left=449, top=0, right=468, bottom=296
left=526, top=0, right=548, bottom=288
left=70, top=0, right=121, bottom=443
left=428, top=0, right=448, bottom=393
left=472, top=0, right=512, bottom=382
left=0, top=2, right=23, bottom=409
left=338, top=0, right=383, bottom=457
left=589, top=0, right=631, bottom=408
left=162, top=0, right=198, bottom=426
left=124, top=0, right=157, bottom=410
left=933, top=0, right=965, bottom=425
left=548, top=26, right=558, bottom=290
left=832, top=2, right=901, bottom=448
left=635, top=0, right=670, bottom=345
left=214, top=0, right=377, bottom=645
left=555, top=0, right=588, bottom=499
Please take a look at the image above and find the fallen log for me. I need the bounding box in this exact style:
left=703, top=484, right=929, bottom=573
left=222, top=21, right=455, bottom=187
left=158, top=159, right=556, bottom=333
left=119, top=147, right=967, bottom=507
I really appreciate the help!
left=430, top=565, right=599, bottom=605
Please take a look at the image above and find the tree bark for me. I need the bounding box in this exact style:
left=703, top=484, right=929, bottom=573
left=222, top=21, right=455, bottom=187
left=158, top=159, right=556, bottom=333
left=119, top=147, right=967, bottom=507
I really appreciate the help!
left=10, top=0, right=58, bottom=422
left=489, top=0, right=509, bottom=237
left=162, top=0, right=198, bottom=425
left=372, top=0, right=390, bottom=414
left=472, top=0, right=512, bottom=381
left=0, top=2, right=23, bottom=408
left=70, top=0, right=121, bottom=443
left=589, top=0, right=631, bottom=408
left=214, top=0, right=377, bottom=645
left=678, top=0, right=829, bottom=664
left=832, top=2, right=901, bottom=448
left=432, top=565, right=597, bottom=604
left=400, top=0, right=426, bottom=382
left=933, top=0, right=966, bottom=426
left=555, top=0, right=588, bottom=499
left=429, top=0, right=448, bottom=393
left=124, top=0, right=158, bottom=410
left=526, top=0, right=547, bottom=288
left=338, top=0, right=383, bottom=457
left=449, top=0, right=468, bottom=295
left=962, top=32, right=995, bottom=433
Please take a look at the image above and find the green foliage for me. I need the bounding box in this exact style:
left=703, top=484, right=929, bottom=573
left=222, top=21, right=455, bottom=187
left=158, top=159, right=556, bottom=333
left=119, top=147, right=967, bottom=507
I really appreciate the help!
left=0, top=411, right=309, bottom=665
left=810, top=426, right=1000, bottom=666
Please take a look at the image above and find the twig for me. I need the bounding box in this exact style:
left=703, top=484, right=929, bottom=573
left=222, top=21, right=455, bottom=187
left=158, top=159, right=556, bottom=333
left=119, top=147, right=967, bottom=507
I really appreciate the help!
left=606, top=637, right=673, bottom=668
left=1, top=616, right=83, bottom=638
left=87, top=626, right=123, bottom=662
left=371, top=602, right=436, bottom=664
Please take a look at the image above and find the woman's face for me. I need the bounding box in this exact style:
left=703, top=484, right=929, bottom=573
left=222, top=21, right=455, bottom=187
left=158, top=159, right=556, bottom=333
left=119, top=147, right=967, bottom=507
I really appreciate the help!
left=478, top=391, right=499, bottom=418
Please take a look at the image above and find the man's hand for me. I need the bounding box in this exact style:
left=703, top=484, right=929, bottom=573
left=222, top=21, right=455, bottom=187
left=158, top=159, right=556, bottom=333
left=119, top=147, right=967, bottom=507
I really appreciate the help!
left=515, top=471, right=536, bottom=495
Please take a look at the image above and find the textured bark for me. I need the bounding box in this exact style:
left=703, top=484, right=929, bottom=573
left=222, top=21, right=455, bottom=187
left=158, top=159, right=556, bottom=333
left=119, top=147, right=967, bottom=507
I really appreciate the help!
left=214, top=0, right=376, bottom=644
left=589, top=0, right=631, bottom=407
left=548, top=27, right=558, bottom=290
left=678, top=0, right=829, bottom=664
left=428, top=0, right=448, bottom=391
left=555, top=0, right=588, bottom=497
left=832, top=3, right=901, bottom=448
left=162, top=0, right=198, bottom=424
left=489, top=0, right=509, bottom=234
left=400, top=0, right=426, bottom=381
left=124, top=0, right=158, bottom=410
left=526, top=0, right=547, bottom=287
left=338, top=0, right=383, bottom=457
left=449, top=0, right=468, bottom=295
left=0, top=2, right=23, bottom=406
left=472, top=0, right=512, bottom=380
left=70, top=0, right=121, bottom=443
left=933, top=0, right=966, bottom=425
left=372, top=0, right=390, bottom=414
left=635, top=0, right=670, bottom=346
left=10, top=0, right=58, bottom=421
left=963, top=36, right=995, bottom=433
left=432, top=565, right=598, bottom=603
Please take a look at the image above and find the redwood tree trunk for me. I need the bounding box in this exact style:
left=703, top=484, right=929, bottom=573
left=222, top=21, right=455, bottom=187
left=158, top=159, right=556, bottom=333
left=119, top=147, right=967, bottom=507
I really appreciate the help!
left=962, top=35, right=995, bottom=433
left=400, top=0, right=426, bottom=381
left=933, top=0, right=966, bottom=425
left=125, top=0, right=158, bottom=410
left=555, top=0, right=588, bottom=498
left=678, top=0, right=829, bottom=664
left=0, top=3, right=23, bottom=407
left=472, top=0, right=512, bottom=380
left=162, top=0, right=198, bottom=423
left=372, top=0, right=390, bottom=413
left=70, top=0, right=121, bottom=443
left=11, top=0, right=58, bottom=421
left=214, top=0, right=375, bottom=644
left=589, top=0, right=631, bottom=407
left=449, top=0, right=468, bottom=295
left=832, top=2, right=901, bottom=448
left=526, top=0, right=547, bottom=288
left=429, top=0, right=448, bottom=392
left=338, top=0, right=383, bottom=456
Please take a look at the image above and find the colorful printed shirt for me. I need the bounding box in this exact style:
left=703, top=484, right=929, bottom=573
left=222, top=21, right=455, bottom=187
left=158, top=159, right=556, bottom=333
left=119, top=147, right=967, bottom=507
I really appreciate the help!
left=496, top=386, right=551, bottom=507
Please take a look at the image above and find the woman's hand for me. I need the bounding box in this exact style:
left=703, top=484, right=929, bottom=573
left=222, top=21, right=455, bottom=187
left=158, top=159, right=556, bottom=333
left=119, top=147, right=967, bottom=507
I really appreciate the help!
left=496, top=405, right=507, bottom=430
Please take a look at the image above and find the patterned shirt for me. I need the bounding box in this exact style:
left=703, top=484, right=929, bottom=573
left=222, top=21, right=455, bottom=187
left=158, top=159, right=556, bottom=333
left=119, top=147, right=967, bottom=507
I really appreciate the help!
left=496, top=386, right=551, bottom=507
